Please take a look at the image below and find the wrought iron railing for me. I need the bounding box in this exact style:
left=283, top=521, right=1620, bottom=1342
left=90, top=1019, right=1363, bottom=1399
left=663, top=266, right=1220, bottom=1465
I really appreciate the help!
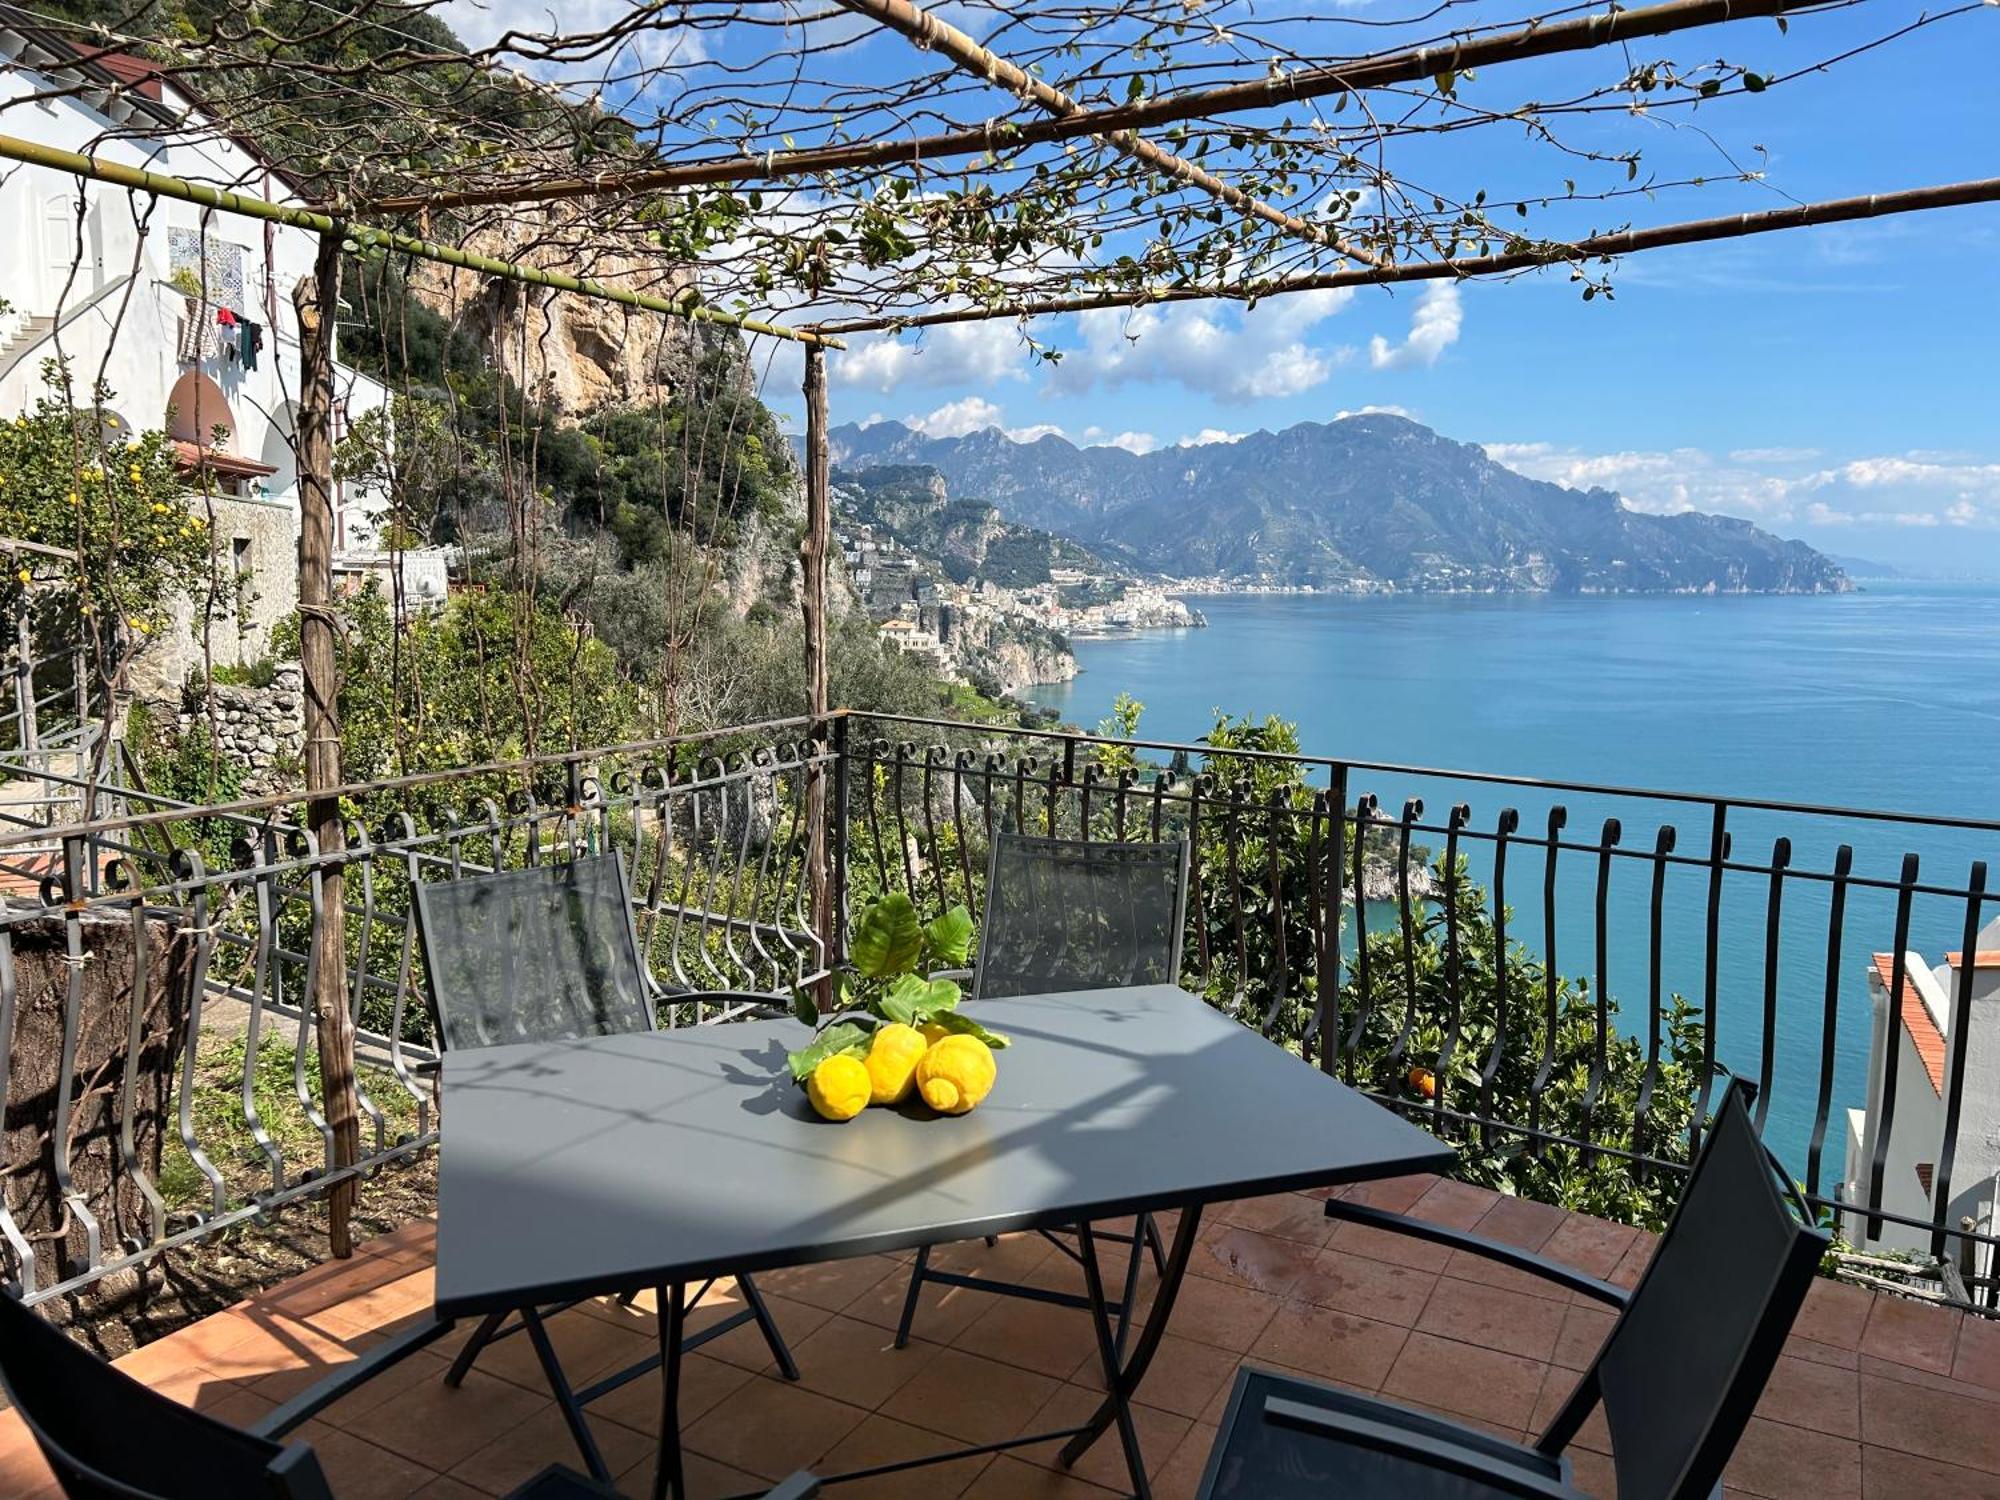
left=1, top=708, right=1995, bottom=1309
left=0, top=719, right=825, bottom=1304
left=837, top=711, right=2000, bottom=1306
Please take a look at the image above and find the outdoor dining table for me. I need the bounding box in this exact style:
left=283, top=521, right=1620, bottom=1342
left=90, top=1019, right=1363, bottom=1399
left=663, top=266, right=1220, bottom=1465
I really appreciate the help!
left=431, top=982, right=1456, bottom=1499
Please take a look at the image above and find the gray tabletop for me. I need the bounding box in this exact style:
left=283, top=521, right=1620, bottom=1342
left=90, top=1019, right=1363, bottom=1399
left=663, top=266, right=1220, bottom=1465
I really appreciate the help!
left=433, top=984, right=1454, bottom=1317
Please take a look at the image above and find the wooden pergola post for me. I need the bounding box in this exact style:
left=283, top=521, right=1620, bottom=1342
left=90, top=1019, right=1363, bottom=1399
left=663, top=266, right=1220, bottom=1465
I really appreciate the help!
left=801, top=346, right=834, bottom=982
left=294, top=231, right=361, bottom=1257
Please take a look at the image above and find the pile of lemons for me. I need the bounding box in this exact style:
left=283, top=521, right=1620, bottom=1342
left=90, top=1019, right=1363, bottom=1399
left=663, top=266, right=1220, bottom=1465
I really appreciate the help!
left=806, top=1022, right=997, bottom=1122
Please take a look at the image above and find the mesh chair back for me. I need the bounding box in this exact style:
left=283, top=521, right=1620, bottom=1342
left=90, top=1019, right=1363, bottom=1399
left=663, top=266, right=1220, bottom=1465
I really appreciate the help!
left=974, top=834, right=1189, bottom=1001
left=0, top=1289, right=327, bottom=1500
left=1578, top=1084, right=1828, bottom=1500
left=414, top=853, right=653, bottom=1051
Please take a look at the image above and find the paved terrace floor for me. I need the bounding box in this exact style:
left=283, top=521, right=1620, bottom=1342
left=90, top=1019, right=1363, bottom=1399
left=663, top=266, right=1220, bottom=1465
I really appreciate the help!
left=4, top=1175, right=1997, bottom=1499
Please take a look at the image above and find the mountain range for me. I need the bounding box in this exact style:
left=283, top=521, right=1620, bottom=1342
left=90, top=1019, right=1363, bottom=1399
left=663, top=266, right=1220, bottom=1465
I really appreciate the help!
left=827, top=413, right=1852, bottom=595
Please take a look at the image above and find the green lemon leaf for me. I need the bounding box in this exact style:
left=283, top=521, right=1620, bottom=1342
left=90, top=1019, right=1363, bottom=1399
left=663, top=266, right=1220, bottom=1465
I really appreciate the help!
left=922, top=905, right=975, bottom=967
left=790, top=986, right=818, bottom=1028
left=879, top=972, right=930, bottom=1026
left=917, top=978, right=962, bottom=1018
left=787, top=1020, right=874, bottom=1081
left=926, top=1010, right=1010, bottom=1049
left=850, top=893, right=923, bottom=978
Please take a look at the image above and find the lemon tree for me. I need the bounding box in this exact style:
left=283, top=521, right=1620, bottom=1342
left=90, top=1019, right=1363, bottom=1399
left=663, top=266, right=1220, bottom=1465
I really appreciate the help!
left=0, top=369, right=212, bottom=638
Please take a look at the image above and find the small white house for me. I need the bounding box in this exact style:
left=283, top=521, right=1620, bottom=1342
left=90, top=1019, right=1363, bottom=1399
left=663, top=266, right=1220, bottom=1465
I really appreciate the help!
left=1842, top=917, right=2000, bottom=1288
left=0, top=10, right=436, bottom=691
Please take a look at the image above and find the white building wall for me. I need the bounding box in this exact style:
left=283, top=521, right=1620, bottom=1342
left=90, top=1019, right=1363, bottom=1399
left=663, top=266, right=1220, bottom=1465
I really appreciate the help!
left=0, top=51, right=393, bottom=679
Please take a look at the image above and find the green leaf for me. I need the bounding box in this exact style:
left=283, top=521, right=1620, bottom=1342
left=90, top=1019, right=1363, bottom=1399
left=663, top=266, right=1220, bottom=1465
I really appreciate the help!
left=787, top=1020, right=874, bottom=1081
left=922, top=906, right=975, bottom=967
left=926, top=1010, right=1011, bottom=1050
left=850, top=893, right=923, bottom=978
left=790, top=986, right=818, bottom=1028
left=879, top=974, right=962, bottom=1026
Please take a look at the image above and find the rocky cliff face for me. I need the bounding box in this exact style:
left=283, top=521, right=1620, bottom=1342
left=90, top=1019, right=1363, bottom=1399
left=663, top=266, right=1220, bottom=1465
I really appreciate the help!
left=407, top=223, right=705, bottom=415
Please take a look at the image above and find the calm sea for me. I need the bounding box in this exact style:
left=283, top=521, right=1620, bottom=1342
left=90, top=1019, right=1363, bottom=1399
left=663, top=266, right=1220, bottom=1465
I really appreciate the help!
left=1026, top=583, right=2000, bottom=1174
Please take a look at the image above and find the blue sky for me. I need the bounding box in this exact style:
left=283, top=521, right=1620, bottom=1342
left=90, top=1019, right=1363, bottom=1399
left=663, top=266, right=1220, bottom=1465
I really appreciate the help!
left=444, top=0, right=2000, bottom=574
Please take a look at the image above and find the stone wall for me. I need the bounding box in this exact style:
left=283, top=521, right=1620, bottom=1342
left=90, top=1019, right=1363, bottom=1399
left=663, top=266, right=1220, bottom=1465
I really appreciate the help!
left=129, top=494, right=301, bottom=702
left=172, top=662, right=305, bottom=795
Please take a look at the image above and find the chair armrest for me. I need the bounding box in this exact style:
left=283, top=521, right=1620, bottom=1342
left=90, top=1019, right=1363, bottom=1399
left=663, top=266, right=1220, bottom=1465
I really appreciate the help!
left=763, top=1475, right=822, bottom=1499
left=1261, top=1396, right=1583, bottom=1499
left=249, top=1315, right=455, bottom=1439
left=1324, top=1199, right=1630, bottom=1307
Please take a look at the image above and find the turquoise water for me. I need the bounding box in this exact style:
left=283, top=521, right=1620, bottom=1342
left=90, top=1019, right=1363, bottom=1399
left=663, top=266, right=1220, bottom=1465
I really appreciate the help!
left=1026, top=584, right=2000, bottom=1176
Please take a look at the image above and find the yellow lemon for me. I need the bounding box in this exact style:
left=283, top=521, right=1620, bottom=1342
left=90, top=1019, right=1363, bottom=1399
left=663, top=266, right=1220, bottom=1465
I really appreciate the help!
left=864, top=1023, right=928, bottom=1106
left=920, top=1021, right=951, bottom=1045
left=806, top=1054, right=870, bottom=1122
left=915, top=1035, right=996, bottom=1116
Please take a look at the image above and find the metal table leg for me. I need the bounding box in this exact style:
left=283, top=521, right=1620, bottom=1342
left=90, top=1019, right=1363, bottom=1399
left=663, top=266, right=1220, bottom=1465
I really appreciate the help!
left=1060, top=1203, right=1206, bottom=1496
left=521, top=1304, right=611, bottom=1482
left=652, top=1281, right=687, bottom=1500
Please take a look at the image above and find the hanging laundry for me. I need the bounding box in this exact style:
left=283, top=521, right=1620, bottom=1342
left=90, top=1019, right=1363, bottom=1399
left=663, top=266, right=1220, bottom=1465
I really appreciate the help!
left=240, top=320, right=262, bottom=372
left=216, top=307, right=239, bottom=328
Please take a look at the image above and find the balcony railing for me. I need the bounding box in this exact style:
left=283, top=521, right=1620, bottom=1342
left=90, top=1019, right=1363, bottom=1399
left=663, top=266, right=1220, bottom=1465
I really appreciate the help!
left=0, top=709, right=1994, bottom=1310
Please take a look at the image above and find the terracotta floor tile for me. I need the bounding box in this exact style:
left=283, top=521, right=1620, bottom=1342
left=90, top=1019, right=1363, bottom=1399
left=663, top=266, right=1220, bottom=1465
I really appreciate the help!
left=1792, top=1279, right=1877, bottom=1352
left=585, top=1351, right=756, bottom=1436
left=1249, top=1303, right=1409, bottom=1391
left=888, top=1347, right=1062, bottom=1448
left=951, top=1295, right=1098, bottom=1381
left=1859, top=1295, right=1961, bottom=1376
left=755, top=1254, right=907, bottom=1313
left=1192, top=1226, right=1318, bottom=1299
left=1726, top=1415, right=1861, bottom=1500
left=296, top=1421, right=441, bottom=1500
left=1069, top=1332, right=1241, bottom=1420
left=960, top=1455, right=1118, bottom=1498
left=932, top=1232, right=1059, bottom=1283
left=813, top=1413, right=994, bottom=1498
left=0, top=1416, right=56, bottom=1497
left=1338, top=1173, right=1439, bottom=1215
left=1605, top=1230, right=1659, bottom=1292
left=689, top=1292, right=833, bottom=1373
left=618, top=1449, right=769, bottom=1500
left=679, top=1373, right=867, bottom=1480
left=1861, top=1370, right=2000, bottom=1472
left=1539, top=1213, right=1640, bottom=1282
left=1155, top=1275, right=1281, bottom=1353
left=847, top=1263, right=994, bottom=1346
left=310, top=1267, right=438, bottom=1340
left=407, top=1477, right=492, bottom=1500
left=1294, top=1246, right=1437, bottom=1326
left=1551, top=1301, right=1616, bottom=1372
left=1561, top=1445, right=1618, bottom=1497
left=339, top=1367, right=549, bottom=1473
left=444, top=1402, right=653, bottom=1496
left=1381, top=1331, right=1548, bottom=1430
left=1417, top=1275, right=1566, bottom=1362
left=1473, top=1194, right=1569, bottom=1252
left=1863, top=1446, right=2000, bottom=1500
left=783, top=1313, right=945, bottom=1409
left=1756, top=1353, right=1861, bottom=1438
left=1214, top=1192, right=1335, bottom=1249
left=1325, top=1215, right=1453, bottom=1273
left=1019, top=1382, right=1192, bottom=1493
left=1956, top=1316, right=2000, bottom=1393
left=311, top=1349, right=454, bottom=1428
left=455, top=1305, right=657, bottom=1395
left=1150, top=1420, right=1219, bottom=1500
left=1409, top=1178, right=1501, bottom=1230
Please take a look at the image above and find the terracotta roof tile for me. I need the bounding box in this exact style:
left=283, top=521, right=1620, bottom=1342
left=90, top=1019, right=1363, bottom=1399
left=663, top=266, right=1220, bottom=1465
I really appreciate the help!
left=1873, top=952, right=1944, bottom=1097
left=1945, top=950, right=2000, bottom=968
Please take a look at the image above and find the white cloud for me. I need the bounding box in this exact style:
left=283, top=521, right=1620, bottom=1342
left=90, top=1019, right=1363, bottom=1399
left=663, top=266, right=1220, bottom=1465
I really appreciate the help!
left=1104, top=431, right=1161, bottom=455
left=1368, top=283, right=1462, bottom=371
left=1006, top=422, right=1067, bottom=443
left=905, top=396, right=1006, bottom=439
left=1482, top=439, right=2000, bottom=531
left=1336, top=404, right=1414, bottom=421
left=1049, top=289, right=1356, bottom=403
left=1179, top=429, right=1246, bottom=447
left=833, top=322, right=1031, bottom=395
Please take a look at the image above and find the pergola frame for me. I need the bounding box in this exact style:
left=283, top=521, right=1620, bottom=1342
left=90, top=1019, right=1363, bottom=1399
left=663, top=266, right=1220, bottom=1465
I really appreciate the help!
left=1, top=0, right=1995, bottom=1252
